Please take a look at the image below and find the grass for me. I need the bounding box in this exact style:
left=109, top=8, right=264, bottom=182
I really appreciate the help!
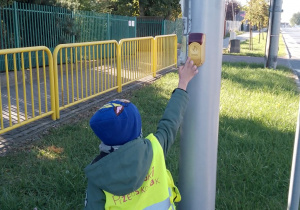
left=0, top=63, right=299, bottom=209
left=224, top=32, right=287, bottom=57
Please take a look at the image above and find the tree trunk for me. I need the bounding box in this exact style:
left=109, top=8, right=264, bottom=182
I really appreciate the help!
left=249, top=24, right=252, bottom=50
left=139, top=5, right=145, bottom=16
left=259, top=23, right=261, bottom=43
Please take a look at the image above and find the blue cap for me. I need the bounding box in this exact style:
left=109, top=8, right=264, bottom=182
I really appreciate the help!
left=89, top=99, right=142, bottom=146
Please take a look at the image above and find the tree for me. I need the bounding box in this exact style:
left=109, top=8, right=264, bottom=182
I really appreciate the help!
left=0, top=0, right=12, bottom=7
left=290, top=12, right=300, bottom=26
left=139, top=0, right=181, bottom=20
left=243, top=0, right=269, bottom=49
left=225, top=0, right=241, bottom=21
left=110, top=0, right=139, bottom=16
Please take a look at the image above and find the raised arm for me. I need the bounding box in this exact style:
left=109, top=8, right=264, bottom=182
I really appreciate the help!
left=155, top=58, right=198, bottom=156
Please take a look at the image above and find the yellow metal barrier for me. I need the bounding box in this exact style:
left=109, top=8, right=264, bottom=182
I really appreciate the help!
left=118, top=37, right=154, bottom=92
left=53, top=41, right=119, bottom=119
left=155, top=34, right=177, bottom=74
left=0, top=35, right=178, bottom=134
left=0, top=46, right=56, bottom=134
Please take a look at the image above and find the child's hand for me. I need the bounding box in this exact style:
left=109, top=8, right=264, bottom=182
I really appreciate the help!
left=178, top=57, right=199, bottom=91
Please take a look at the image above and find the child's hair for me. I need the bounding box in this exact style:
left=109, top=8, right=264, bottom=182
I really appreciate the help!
left=90, top=99, right=142, bottom=146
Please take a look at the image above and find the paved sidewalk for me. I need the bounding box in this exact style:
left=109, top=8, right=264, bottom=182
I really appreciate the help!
left=223, top=30, right=261, bottom=49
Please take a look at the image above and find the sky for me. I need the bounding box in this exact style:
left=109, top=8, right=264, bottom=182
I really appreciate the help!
left=238, top=0, right=300, bottom=23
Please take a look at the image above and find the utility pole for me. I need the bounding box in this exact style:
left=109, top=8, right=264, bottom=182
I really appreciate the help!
left=265, top=0, right=283, bottom=69
left=178, top=0, right=225, bottom=209
left=287, top=103, right=300, bottom=210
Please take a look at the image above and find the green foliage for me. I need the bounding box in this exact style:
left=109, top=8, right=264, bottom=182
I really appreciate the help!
left=290, top=12, right=300, bottom=26
left=139, top=0, right=181, bottom=20
left=110, top=0, right=139, bottom=16
left=225, top=0, right=241, bottom=21
left=243, top=0, right=269, bottom=28
left=78, top=0, right=112, bottom=13
left=0, top=0, right=12, bottom=8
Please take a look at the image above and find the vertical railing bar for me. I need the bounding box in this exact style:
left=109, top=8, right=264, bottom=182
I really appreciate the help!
left=21, top=53, right=27, bottom=120
left=97, top=45, right=99, bottom=93
left=110, top=43, right=114, bottom=87
left=138, top=40, right=140, bottom=78
left=88, top=46, right=92, bottom=96
left=85, top=46, right=88, bottom=97
left=104, top=44, right=106, bottom=90
left=60, top=49, right=64, bottom=106
left=129, top=41, right=132, bottom=80
left=13, top=53, right=20, bottom=123
left=93, top=45, right=96, bottom=94
left=148, top=39, right=150, bottom=75
left=0, top=79, right=3, bottom=129
left=126, top=42, right=129, bottom=82
left=0, top=8, right=4, bottom=50
left=6, top=6, right=12, bottom=49
left=114, top=43, right=116, bottom=86
left=5, top=55, right=12, bottom=126
left=75, top=47, right=79, bottom=100
left=35, top=51, right=41, bottom=115
left=65, top=48, right=69, bottom=105
left=28, top=52, right=35, bottom=118
left=100, top=44, right=103, bottom=92
left=135, top=40, right=137, bottom=79
left=18, top=3, right=24, bottom=48
left=80, top=47, right=83, bottom=99
left=70, top=47, right=74, bottom=103
left=42, top=51, right=48, bottom=113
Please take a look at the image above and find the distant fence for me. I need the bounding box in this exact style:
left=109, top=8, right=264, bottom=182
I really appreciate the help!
left=0, top=35, right=177, bottom=134
left=225, top=21, right=242, bottom=34
left=0, top=2, right=183, bottom=72
left=137, top=17, right=183, bottom=43
left=0, top=2, right=135, bottom=72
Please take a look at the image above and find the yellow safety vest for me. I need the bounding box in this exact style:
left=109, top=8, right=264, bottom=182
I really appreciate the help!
left=103, top=133, right=181, bottom=210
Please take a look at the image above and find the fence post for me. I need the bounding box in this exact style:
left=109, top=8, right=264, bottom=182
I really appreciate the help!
left=162, top=20, right=165, bottom=35
left=117, top=42, right=122, bottom=92
left=71, top=10, right=75, bottom=43
left=152, top=38, right=156, bottom=77
left=107, top=14, right=111, bottom=40
left=174, top=35, right=177, bottom=68
left=13, top=1, right=21, bottom=70
left=134, top=17, right=137, bottom=38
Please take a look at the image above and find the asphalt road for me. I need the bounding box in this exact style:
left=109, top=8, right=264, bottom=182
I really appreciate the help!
left=281, top=27, right=300, bottom=74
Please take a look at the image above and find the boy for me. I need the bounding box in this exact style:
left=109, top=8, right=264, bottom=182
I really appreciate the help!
left=84, top=58, right=198, bottom=209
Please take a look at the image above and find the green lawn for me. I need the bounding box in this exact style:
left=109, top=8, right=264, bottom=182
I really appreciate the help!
left=0, top=63, right=299, bottom=209
left=224, top=32, right=287, bottom=57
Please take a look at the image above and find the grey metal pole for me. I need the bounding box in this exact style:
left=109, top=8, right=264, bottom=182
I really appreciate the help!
left=265, top=0, right=283, bottom=69
left=287, top=102, right=300, bottom=210
left=178, top=0, right=225, bottom=209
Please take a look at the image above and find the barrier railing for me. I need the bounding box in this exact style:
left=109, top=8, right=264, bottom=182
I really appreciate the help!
left=0, top=46, right=56, bottom=134
left=53, top=41, right=119, bottom=119
left=0, top=35, right=177, bottom=134
left=118, top=37, right=154, bottom=92
left=155, top=34, right=177, bottom=73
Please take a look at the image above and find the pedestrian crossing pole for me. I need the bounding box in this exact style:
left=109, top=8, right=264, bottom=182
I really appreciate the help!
left=178, top=0, right=225, bottom=209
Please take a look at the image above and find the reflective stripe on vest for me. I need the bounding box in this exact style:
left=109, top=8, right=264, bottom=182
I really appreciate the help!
left=103, top=134, right=179, bottom=210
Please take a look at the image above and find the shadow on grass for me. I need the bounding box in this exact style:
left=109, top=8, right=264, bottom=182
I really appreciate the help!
left=216, top=115, right=294, bottom=210
left=222, top=62, right=298, bottom=95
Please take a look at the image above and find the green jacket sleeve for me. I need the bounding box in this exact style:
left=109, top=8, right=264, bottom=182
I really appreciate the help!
left=154, top=88, right=189, bottom=156
left=84, top=181, right=106, bottom=210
